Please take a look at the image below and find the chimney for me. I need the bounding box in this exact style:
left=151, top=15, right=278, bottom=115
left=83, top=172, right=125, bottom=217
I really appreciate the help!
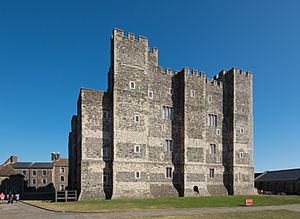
left=10, top=156, right=17, bottom=163
left=51, top=152, right=56, bottom=161
left=56, top=152, right=60, bottom=160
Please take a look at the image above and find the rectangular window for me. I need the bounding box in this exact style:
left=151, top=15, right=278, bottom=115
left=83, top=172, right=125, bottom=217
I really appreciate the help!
left=239, top=152, right=244, bottom=159
left=43, top=170, right=47, bottom=176
left=42, top=179, right=47, bottom=184
left=162, top=106, right=173, bottom=120
left=209, top=144, right=216, bottom=155
left=135, top=171, right=141, bottom=179
left=207, top=114, right=217, bottom=127
left=208, top=95, right=212, bottom=103
left=148, top=90, right=153, bottom=99
left=32, top=179, right=36, bottom=184
left=60, top=167, right=64, bottom=173
left=240, top=127, right=244, bottom=134
left=22, top=170, right=26, bottom=175
left=165, top=139, right=173, bottom=152
left=134, top=115, right=140, bottom=123
left=129, top=81, right=136, bottom=89
left=216, top=129, right=221, bottom=135
left=61, top=176, right=65, bottom=181
left=209, top=169, right=215, bottom=179
left=169, top=88, right=172, bottom=95
left=134, top=145, right=141, bottom=153
left=166, top=167, right=173, bottom=178
left=191, top=90, right=195, bottom=98
left=32, top=170, right=36, bottom=176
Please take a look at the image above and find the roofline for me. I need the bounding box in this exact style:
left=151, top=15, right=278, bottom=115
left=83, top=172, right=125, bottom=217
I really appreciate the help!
left=254, top=171, right=269, bottom=180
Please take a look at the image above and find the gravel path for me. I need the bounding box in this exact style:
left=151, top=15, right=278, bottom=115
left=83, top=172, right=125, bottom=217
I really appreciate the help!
left=1, top=202, right=300, bottom=219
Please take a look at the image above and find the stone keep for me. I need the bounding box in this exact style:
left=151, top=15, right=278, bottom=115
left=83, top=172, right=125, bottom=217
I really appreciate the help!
left=68, top=28, right=255, bottom=200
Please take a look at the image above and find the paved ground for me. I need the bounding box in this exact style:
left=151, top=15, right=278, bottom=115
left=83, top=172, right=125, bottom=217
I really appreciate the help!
left=0, top=202, right=300, bottom=219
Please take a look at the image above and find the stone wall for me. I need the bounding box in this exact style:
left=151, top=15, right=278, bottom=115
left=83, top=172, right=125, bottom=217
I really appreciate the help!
left=69, top=28, right=255, bottom=199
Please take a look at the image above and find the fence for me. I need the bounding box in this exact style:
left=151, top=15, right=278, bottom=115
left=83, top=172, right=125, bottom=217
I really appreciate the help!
left=55, top=190, right=77, bottom=202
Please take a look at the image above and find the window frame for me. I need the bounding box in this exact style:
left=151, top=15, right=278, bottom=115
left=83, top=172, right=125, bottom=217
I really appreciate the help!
left=209, top=168, right=215, bottom=179
left=162, top=106, right=173, bottom=120
left=129, top=81, right=136, bottom=89
left=190, top=90, right=195, bottom=98
left=135, top=171, right=141, bottom=179
left=207, top=114, right=217, bottom=127
left=209, top=144, right=216, bottom=155
left=60, top=176, right=65, bottom=182
left=134, top=145, right=141, bottom=153
left=134, top=115, right=140, bottom=123
left=165, top=139, right=173, bottom=152
left=148, top=90, right=153, bottom=99
left=166, top=167, right=173, bottom=178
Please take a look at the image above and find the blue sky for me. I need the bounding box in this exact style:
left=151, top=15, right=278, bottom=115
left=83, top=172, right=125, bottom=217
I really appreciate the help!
left=0, top=0, right=299, bottom=172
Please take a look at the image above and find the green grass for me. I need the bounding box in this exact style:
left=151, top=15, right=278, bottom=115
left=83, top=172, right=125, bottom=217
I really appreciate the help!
left=24, top=195, right=300, bottom=212
left=143, top=210, right=300, bottom=219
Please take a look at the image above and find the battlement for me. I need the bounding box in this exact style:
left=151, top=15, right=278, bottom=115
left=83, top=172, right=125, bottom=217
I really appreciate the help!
left=205, top=78, right=223, bottom=87
left=112, top=28, right=148, bottom=46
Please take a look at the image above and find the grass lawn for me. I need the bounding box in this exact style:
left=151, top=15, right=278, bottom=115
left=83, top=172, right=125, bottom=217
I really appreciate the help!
left=143, top=210, right=300, bottom=219
left=24, top=195, right=300, bottom=213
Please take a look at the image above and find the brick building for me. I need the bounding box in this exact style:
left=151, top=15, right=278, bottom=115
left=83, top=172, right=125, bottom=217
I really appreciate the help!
left=1, top=153, right=68, bottom=193
left=68, top=29, right=255, bottom=200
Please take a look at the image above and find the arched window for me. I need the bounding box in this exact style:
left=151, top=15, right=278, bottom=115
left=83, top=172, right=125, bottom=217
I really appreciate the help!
left=61, top=176, right=65, bottom=181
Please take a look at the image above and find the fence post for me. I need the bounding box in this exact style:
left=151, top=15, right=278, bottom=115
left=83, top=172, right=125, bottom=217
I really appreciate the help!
left=65, top=190, right=67, bottom=202
left=55, top=190, right=57, bottom=202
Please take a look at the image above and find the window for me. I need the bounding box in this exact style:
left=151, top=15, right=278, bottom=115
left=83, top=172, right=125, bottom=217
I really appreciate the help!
left=165, top=139, right=173, bottom=152
left=60, top=185, right=64, bottom=191
left=135, top=171, right=141, bottom=179
left=134, top=145, right=141, bottom=153
left=42, top=179, right=47, bottom=184
left=148, top=90, right=153, bottom=99
left=207, top=114, right=217, bottom=127
left=169, top=88, right=172, bottom=95
left=102, top=147, right=108, bottom=157
left=161, top=124, right=165, bottom=131
left=102, top=111, right=108, bottom=121
left=22, top=170, right=26, bottom=175
left=191, top=90, right=195, bottom=98
left=216, top=129, right=221, bottom=135
left=209, top=144, right=216, bottom=155
left=32, top=170, right=36, bottom=176
left=60, top=176, right=65, bottom=182
left=166, top=167, right=173, bottom=178
left=129, top=81, right=136, bottom=89
left=162, top=106, right=173, bottom=120
left=239, top=152, right=244, bottom=159
left=208, top=95, right=212, bottom=103
left=133, top=115, right=140, bottom=123
left=209, top=169, right=215, bottom=179
left=60, top=167, right=64, bottom=173
left=43, top=170, right=47, bottom=176
left=240, top=127, right=244, bottom=134
left=32, top=179, right=36, bottom=184
left=103, top=174, right=108, bottom=184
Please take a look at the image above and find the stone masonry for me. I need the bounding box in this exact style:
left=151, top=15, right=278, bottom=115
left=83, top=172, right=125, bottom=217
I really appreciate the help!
left=68, top=28, right=255, bottom=200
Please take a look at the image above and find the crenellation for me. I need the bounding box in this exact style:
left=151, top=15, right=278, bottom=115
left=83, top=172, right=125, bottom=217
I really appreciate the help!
left=128, top=32, right=135, bottom=40
left=69, top=29, right=254, bottom=200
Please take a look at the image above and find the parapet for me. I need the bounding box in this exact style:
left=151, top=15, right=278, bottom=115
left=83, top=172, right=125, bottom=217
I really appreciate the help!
left=233, top=67, right=253, bottom=78
left=112, top=28, right=148, bottom=46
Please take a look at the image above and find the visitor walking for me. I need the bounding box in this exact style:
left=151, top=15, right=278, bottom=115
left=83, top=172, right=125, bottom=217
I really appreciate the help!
left=15, top=193, right=20, bottom=203
left=0, top=192, right=5, bottom=203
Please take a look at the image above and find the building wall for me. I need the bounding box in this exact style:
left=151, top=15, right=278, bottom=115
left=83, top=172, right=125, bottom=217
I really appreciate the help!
left=13, top=168, right=53, bottom=192
left=69, top=28, right=255, bottom=200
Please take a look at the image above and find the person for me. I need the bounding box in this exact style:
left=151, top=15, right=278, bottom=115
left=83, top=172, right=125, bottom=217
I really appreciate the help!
left=15, top=193, right=20, bottom=203
left=8, top=191, right=13, bottom=204
left=0, top=192, right=5, bottom=204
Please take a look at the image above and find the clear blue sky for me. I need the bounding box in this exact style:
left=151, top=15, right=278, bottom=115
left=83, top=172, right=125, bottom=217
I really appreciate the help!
left=0, top=0, right=299, bottom=172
